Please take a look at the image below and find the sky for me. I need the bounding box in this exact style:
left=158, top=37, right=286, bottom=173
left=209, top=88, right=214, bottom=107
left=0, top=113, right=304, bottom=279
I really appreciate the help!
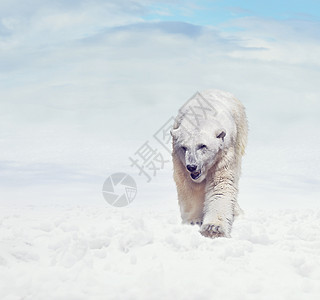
left=144, top=0, right=320, bottom=24
left=0, top=0, right=319, bottom=208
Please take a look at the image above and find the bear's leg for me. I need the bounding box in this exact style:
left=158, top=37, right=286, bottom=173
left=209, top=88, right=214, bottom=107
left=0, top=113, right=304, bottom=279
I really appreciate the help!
left=176, top=180, right=205, bottom=226
left=173, top=156, right=205, bottom=226
left=200, top=170, right=238, bottom=238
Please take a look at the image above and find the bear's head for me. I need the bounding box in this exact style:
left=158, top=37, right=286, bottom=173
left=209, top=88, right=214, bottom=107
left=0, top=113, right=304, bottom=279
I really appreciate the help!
left=171, top=120, right=228, bottom=183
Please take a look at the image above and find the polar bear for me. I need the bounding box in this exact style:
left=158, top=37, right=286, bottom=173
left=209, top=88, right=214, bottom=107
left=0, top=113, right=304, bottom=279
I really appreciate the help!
left=171, top=89, right=248, bottom=238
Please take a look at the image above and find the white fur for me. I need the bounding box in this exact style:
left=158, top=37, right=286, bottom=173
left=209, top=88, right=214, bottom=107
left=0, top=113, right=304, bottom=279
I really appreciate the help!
left=171, top=89, right=248, bottom=238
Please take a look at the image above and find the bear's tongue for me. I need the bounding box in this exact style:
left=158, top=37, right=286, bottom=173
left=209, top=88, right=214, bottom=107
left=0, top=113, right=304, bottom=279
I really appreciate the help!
left=191, top=171, right=200, bottom=179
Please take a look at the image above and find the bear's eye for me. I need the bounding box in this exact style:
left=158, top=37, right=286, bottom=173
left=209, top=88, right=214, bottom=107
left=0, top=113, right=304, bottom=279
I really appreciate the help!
left=217, top=131, right=226, bottom=140
left=181, top=146, right=187, bottom=152
left=198, top=144, right=207, bottom=150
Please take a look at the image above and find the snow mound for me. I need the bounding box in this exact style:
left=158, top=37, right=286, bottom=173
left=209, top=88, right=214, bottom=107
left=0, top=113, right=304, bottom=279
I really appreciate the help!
left=0, top=206, right=320, bottom=300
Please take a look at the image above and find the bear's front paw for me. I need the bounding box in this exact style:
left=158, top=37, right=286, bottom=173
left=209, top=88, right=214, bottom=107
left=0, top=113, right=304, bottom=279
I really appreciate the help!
left=200, top=223, right=229, bottom=238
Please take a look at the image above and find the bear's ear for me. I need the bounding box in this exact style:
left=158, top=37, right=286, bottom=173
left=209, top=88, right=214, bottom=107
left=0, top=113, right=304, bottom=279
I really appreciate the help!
left=170, top=128, right=180, bottom=139
left=216, top=130, right=226, bottom=141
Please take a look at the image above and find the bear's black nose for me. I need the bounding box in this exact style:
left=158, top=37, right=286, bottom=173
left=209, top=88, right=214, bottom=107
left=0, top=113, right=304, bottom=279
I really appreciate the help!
left=187, top=164, right=197, bottom=172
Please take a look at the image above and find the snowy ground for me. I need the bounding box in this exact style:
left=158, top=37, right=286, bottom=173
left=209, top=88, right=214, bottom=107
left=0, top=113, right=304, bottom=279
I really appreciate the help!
left=1, top=205, right=320, bottom=300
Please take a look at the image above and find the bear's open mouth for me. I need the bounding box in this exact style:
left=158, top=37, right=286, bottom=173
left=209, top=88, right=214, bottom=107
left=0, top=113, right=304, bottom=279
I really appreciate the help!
left=190, top=171, right=201, bottom=180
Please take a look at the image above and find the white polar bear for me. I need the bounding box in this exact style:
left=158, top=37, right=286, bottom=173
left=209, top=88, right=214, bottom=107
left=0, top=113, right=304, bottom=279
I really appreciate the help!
left=171, top=89, right=248, bottom=238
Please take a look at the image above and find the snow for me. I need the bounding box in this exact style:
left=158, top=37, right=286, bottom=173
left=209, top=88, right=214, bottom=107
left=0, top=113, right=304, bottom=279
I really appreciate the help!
left=1, top=205, right=320, bottom=300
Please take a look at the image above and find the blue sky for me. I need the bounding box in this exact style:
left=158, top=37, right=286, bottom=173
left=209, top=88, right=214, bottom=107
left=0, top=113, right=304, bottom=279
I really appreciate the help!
left=144, top=0, right=320, bottom=25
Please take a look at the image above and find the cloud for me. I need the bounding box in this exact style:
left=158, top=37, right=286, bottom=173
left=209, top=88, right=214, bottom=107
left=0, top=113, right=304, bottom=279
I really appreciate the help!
left=222, top=17, right=320, bottom=66
left=112, top=21, right=203, bottom=38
